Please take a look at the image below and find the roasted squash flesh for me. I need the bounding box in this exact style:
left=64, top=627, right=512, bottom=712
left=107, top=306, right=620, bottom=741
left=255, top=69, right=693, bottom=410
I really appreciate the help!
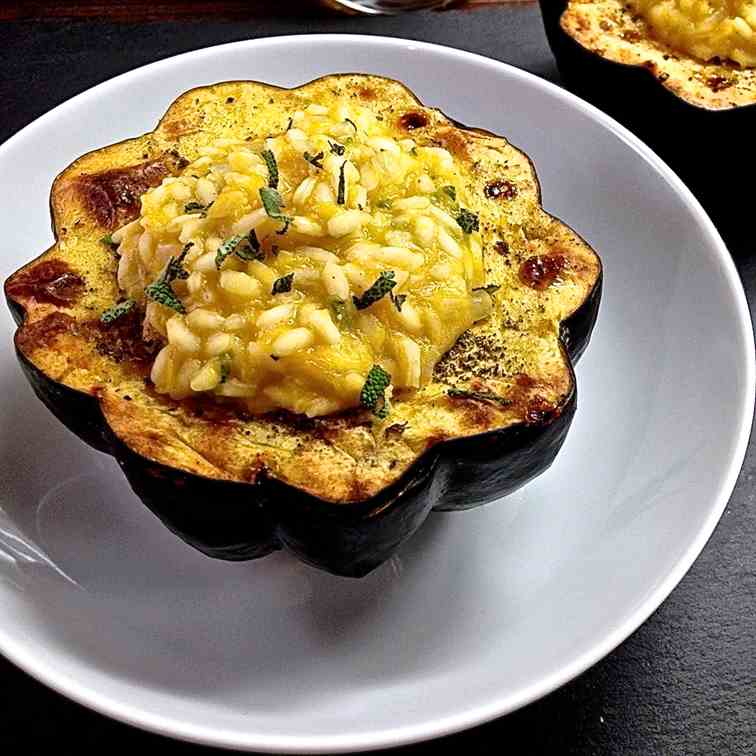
left=6, top=75, right=600, bottom=575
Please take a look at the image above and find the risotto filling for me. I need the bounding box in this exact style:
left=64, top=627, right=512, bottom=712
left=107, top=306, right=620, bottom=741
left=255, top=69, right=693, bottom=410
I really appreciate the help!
left=629, top=0, right=756, bottom=67
left=110, top=100, right=490, bottom=417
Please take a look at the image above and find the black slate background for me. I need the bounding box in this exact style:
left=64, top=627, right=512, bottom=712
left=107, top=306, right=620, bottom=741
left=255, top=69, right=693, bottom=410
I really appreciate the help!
left=1, top=7, right=754, bottom=755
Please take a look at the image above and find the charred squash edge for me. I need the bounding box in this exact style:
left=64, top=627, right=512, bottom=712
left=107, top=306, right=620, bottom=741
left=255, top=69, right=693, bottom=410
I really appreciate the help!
left=5, top=75, right=602, bottom=577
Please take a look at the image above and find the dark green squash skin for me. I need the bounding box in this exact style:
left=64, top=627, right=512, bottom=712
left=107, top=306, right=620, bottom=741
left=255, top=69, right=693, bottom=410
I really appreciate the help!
left=539, top=0, right=755, bottom=243
left=7, top=270, right=600, bottom=577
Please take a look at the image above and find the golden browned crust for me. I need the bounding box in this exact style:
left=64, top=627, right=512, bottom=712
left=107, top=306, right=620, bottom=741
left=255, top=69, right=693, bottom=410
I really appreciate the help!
left=74, top=153, right=186, bottom=229
left=6, top=75, right=600, bottom=503
left=562, top=0, right=756, bottom=110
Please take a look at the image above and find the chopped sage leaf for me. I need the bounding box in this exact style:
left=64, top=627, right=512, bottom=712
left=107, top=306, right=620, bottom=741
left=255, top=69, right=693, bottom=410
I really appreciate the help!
left=337, top=161, right=346, bottom=205
left=304, top=150, right=324, bottom=169
left=376, top=198, right=392, bottom=209
left=360, top=365, right=391, bottom=419
left=441, top=185, right=456, bottom=202
left=235, top=230, right=264, bottom=261
left=234, top=246, right=260, bottom=262
left=432, top=185, right=457, bottom=209
left=100, top=234, right=118, bottom=251
left=259, top=188, right=293, bottom=234
left=390, top=292, right=407, bottom=312
left=271, top=272, right=294, bottom=295
left=145, top=279, right=184, bottom=313
left=456, top=208, right=480, bottom=234
left=329, top=297, right=350, bottom=325
left=100, top=299, right=135, bottom=325
left=328, top=140, right=345, bottom=156
left=219, top=353, right=232, bottom=384
left=144, top=241, right=192, bottom=313
left=352, top=270, right=396, bottom=310
left=248, top=229, right=261, bottom=254
left=260, top=149, right=279, bottom=189
left=164, top=243, right=192, bottom=282
left=259, top=186, right=293, bottom=234
left=184, top=201, right=212, bottom=216
left=215, top=234, right=244, bottom=269
left=286, top=116, right=293, bottom=131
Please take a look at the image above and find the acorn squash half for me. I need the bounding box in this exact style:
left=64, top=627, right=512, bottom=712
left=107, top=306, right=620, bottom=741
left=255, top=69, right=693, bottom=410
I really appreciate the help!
left=540, top=0, right=756, bottom=240
left=5, top=75, right=601, bottom=577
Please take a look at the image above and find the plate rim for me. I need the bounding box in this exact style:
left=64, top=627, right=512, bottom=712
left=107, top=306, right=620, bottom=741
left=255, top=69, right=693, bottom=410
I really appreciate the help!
left=0, top=33, right=753, bottom=754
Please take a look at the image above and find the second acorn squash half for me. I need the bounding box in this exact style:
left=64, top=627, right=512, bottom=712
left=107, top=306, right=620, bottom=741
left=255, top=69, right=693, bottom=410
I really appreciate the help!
left=5, top=75, right=601, bottom=577
left=540, top=0, right=756, bottom=241
left=546, top=0, right=756, bottom=109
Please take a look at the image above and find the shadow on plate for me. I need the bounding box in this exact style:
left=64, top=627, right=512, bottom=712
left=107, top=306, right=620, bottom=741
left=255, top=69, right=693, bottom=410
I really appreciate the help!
left=0, top=362, right=523, bottom=703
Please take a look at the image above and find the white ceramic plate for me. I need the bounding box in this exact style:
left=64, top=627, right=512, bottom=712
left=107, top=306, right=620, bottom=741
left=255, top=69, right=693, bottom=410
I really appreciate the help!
left=0, top=35, right=752, bottom=753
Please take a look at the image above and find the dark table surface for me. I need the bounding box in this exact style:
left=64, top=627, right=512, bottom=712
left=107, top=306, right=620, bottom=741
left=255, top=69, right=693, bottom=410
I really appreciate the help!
left=1, top=6, right=755, bottom=754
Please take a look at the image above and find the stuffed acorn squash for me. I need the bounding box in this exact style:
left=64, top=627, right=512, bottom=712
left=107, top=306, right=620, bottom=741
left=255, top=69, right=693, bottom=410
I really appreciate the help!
left=5, top=75, right=601, bottom=577
left=540, top=0, right=756, bottom=240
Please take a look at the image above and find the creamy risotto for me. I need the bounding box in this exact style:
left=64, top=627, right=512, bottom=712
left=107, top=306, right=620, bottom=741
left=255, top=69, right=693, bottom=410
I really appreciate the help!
left=108, top=100, right=491, bottom=417
left=629, top=0, right=756, bottom=66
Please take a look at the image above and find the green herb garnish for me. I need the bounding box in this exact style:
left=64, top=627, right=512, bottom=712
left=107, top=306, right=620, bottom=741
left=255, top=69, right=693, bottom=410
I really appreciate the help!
left=473, top=284, right=500, bottom=296
left=360, top=365, right=392, bottom=419
left=260, top=149, right=279, bottom=189
left=247, top=229, right=261, bottom=255
left=100, top=299, right=135, bottom=325
left=271, top=272, right=294, bottom=295
left=145, top=279, right=185, bottom=313
left=100, top=234, right=119, bottom=252
left=410, top=146, right=418, bottom=157
left=345, top=118, right=357, bottom=132
left=234, top=245, right=260, bottom=262
left=144, top=243, right=191, bottom=313
left=390, top=292, right=407, bottom=312
left=337, top=161, right=346, bottom=205
left=328, top=140, right=345, bottom=156
left=164, top=243, right=192, bottom=282
left=184, top=201, right=212, bottom=216
left=352, top=271, right=396, bottom=310
left=304, top=151, right=324, bottom=169
left=456, top=208, right=480, bottom=234
left=432, top=185, right=457, bottom=210
left=215, top=234, right=245, bottom=270
left=286, top=116, right=293, bottom=131
left=447, top=388, right=512, bottom=407
left=376, top=198, right=393, bottom=209
left=234, top=230, right=264, bottom=262
left=259, top=187, right=293, bottom=233
left=219, top=353, right=232, bottom=384
left=329, top=297, right=350, bottom=326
